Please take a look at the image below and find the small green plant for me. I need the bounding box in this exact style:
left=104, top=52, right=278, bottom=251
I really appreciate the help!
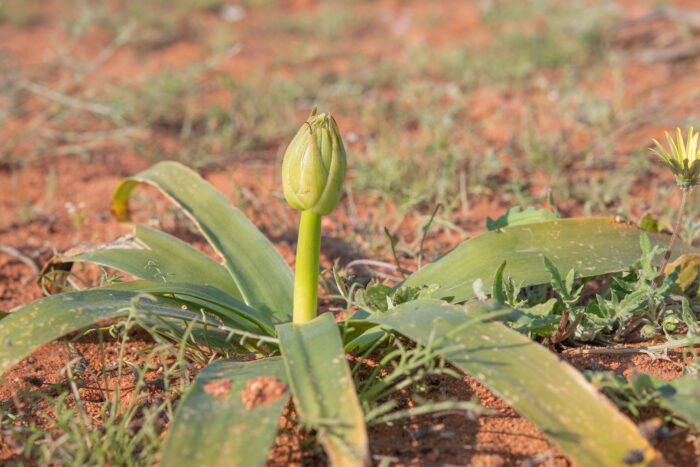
left=586, top=370, right=700, bottom=429
left=2, top=111, right=690, bottom=466
left=492, top=233, right=687, bottom=343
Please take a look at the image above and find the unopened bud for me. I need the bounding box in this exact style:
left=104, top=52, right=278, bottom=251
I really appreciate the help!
left=282, top=108, right=347, bottom=215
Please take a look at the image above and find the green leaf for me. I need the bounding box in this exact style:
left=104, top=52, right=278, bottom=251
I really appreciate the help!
left=103, top=280, right=274, bottom=335
left=370, top=299, right=664, bottom=467
left=650, top=373, right=700, bottom=427
left=354, top=283, right=393, bottom=313
left=639, top=213, right=661, bottom=233
left=639, top=213, right=671, bottom=233
left=0, top=290, right=207, bottom=375
left=161, top=357, right=289, bottom=467
left=486, top=206, right=559, bottom=231
left=403, top=217, right=698, bottom=303
left=543, top=256, right=564, bottom=293
left=277, top=313, right=369, bottom=466
left=64, top=225, right=243, bottom=301
left=502, top=298, right=560, bottom=337
left=491, top=261, right=508, bottom=303
left=112, top=161, right=293, bottom=324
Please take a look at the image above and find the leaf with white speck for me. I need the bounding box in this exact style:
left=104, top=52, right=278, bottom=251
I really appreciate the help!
left=369, top=299, right=665, bottom=467
left=402, top=217, right=698, bottom=303
left=278, top=313, right=369, bottom=466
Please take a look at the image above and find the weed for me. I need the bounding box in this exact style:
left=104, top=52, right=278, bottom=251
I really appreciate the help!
left=586, top=371, right=690, bottom=429
left=493, top=229, right=700, bottom=344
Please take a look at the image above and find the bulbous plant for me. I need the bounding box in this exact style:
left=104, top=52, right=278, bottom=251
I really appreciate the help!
left=1, top=110, right=686, bottom=466
left=282, top=107, right=346, bottom=323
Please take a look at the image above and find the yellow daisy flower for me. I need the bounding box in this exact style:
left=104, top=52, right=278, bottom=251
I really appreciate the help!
left=651, top=127, right=700, bottom=188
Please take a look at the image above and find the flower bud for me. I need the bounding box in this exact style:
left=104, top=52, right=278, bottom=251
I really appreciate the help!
left=282, top=108, right=347, bottom=215
left=639, top=324, right=658, bottom=340
left=662, top=314, right=680, bottom=332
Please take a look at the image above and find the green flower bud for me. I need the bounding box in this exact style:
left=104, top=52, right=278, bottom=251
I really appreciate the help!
left=640, top=324, right=658, bottom=340
left=282, top=108, right=347, bottom=216
left=662, top=314, right=681, bottom=332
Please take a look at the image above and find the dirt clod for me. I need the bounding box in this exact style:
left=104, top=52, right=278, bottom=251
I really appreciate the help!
left=240, top=376, right=288, bottom=409
left=203, top=378, right=232, bottom=399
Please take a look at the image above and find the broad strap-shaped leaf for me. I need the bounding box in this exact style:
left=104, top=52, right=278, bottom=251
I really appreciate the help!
left=402, top=217, right=698, bottom=303
left=486, top=205, right=559, bottom=230
left=370, top=300, right=665, bottom=467
left=103, top=280, right=274, bottom=335
left=277, top=313, right=369, bottom=466
left=0, top=290, right=208, bottom=375
left=112, top=161, right=293, bottom=324
left=161, top=357, right=289, bottom=467
left=61, top=225, right=243, bottom=301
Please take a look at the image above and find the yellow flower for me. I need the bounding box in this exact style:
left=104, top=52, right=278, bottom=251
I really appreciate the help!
left=651, top=127, right=700, bottom=188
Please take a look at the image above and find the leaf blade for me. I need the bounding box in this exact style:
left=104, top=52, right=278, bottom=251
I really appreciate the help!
left=403, top=217, right=698, bottom=303
left=0, top=289, right=207, bottom=375
left=161, top=357, right=289, bottom=467
left=370, top=299, right=664, bottom=467
left=112, top=161, right=293, bottom=324
left=653, top=373, right=700, bottom=427
left=102, top=280, right=274, bottom=335
left=65, top=225, right=243, bottom=301
left=278, top=313, right=369, bottom=466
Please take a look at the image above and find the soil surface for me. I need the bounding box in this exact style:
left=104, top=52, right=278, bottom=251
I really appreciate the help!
left=2, top=0, right=700, bottom=465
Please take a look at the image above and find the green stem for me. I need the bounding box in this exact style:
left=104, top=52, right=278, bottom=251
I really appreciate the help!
left=653, top=187, right=690, bottom=288
left=293, top=210, right=322, bottom=323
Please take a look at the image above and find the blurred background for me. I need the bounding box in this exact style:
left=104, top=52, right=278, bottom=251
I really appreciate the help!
left=1, top=0, right=700, bottom=307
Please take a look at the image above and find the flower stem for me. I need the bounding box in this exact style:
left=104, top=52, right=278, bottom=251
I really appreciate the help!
left=654, top=187, right=691, bottom=288
left=293, top=210, right=322, bottom=323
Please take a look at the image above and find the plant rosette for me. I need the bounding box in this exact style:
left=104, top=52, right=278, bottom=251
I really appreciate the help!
left=2, top=114, right=692, bottom=466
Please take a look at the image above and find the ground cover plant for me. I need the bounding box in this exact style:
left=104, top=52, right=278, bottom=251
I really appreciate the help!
left=2, top=108, right=700, bottom=465
left=2, top=0, right=700, bottom=465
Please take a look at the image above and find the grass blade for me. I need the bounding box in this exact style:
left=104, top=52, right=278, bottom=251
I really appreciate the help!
left=371, top=299, right=665, bottom=467
left=161, top=357, right=289, bottom=467
left=112, top=161, right=293, bottom=324
left=277, top=313, right=369, bottom=466
left=402, top=217, right=698, bottom=303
